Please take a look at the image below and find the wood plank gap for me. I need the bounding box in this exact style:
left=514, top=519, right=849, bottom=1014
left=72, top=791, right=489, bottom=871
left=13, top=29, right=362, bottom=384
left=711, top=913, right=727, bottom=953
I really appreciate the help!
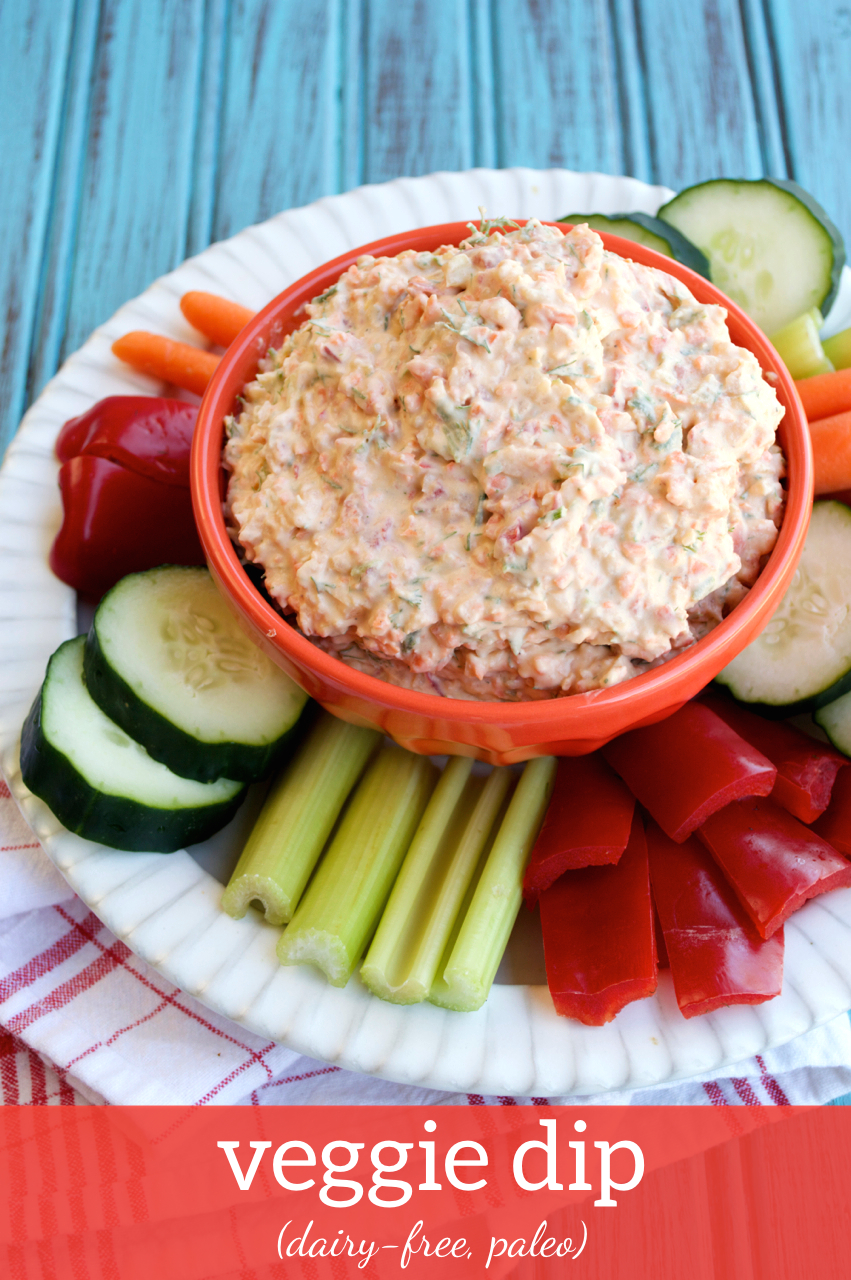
left=0, top=1, right=78, bottom=455
left=468, top=0, right=496, bottom=169
left=186, top=0, right=230, bottom=257
left=628, top=0, right=657, bottom=183
left=606, top=0, right=652, bottom=183
left=737, top=0, right=790, bottom=177
left=357, top=0, right=370, bottom=189
left=487, top=0, right=504, bottom=168
left=337, top=0, right=365, bottom=193
left=24, top=0, right=102, bottom=421
left=755, top=0, right=795, bottom=178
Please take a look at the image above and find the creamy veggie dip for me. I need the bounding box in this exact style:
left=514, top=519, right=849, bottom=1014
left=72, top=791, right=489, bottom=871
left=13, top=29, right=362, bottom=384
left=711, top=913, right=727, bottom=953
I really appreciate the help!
left=225, top=219, right=785, bottom=701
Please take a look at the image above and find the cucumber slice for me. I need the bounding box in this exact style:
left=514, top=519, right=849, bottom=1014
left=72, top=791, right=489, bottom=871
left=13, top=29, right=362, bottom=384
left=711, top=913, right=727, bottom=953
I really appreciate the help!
left=656, top=178, right=845, bottom=334
left=84, top=566, right=308, bottom=783
left=716, top=501, right=851, bottom=713
left=815, top=691, right=851, bottom=758
left=21, top=637, right=245, bottom=852
left=559, top=211, right=710, bottom=277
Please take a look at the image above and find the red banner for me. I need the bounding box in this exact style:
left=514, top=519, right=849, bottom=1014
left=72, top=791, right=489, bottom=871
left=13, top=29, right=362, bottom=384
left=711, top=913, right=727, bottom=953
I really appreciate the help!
left=0, top=1105, right=849, bottom=1278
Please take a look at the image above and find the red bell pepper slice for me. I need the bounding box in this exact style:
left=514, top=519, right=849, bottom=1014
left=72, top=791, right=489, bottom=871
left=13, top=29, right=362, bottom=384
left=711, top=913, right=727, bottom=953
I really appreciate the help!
left=697, top=796, right=851, bottom=939
left=55, top=396, right=197, bottom=487
left=653, top=905, right=669, bottom=969
left=539, top=812, right=657, bottom=1025
left=702, top=692, right=846, bottom=823
left=813, top=767, right=851, bottom=856
left=522, top=754, right=635, bottom=903
left=49, top=456, right=206, bottom=600
left=603, top=702, right=776, bottom=842
left=646, top=819, right=784, bottom=1018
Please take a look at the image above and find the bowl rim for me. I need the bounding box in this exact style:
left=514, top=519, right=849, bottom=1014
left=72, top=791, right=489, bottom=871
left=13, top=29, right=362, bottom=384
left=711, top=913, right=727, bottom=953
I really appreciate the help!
left=191, top=218, right=813, bottom=729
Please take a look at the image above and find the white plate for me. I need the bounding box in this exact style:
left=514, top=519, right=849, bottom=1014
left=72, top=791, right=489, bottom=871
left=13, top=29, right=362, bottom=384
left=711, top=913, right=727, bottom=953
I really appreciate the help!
left=3, top=167, right=851, bottom=1098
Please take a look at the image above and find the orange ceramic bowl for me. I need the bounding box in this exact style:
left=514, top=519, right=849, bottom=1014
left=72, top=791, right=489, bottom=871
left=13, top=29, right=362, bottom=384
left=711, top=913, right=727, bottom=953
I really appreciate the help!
left=191, top=221, right=813, bottom=765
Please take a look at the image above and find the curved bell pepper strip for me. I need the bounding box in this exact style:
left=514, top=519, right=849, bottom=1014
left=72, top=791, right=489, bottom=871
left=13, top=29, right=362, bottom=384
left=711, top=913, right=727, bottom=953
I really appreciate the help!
left=522, top=753, right=635, bottom=904
left=49, top=456, right=206, bottom=600
left=539, top=811, right=657, bottom=1025
left=696, top=796, right=851, bottom=940
left=55, top=396, right=197, bottom=487
left=603, top=702, right=777, bottom=843
left=813, top=767, right=851, bottom=855
left=701, top=692, right=846, bottom=824
left=646, top=819, right=784, bottom=1018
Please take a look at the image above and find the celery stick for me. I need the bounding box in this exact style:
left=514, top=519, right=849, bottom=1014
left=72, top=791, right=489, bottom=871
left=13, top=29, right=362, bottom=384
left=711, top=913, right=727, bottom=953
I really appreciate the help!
left=220, top=713, right=380, bottom=925
left=361, top=761, right=513, bottom=1004
left=770, top=307, right=833, bottom=379
left=823, top=326, right=851, bottom=371
left=429, top=756, right=556, bottom=1012
left=276, top=745, right=437, bottom=986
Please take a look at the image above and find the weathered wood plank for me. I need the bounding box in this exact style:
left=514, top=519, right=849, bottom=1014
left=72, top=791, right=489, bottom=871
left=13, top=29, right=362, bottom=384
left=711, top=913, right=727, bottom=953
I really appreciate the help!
left=491, top=0, right=627, bottom=175
left=0, top=0, right=75, bottom=455
left=738, top=0, right=789, bottom=179
left=362, top=0, right=473, bottom=183
left=212, top=0, right=341, bottom=241
left=633, top=0, right=764, bottom=188
left=58, top=0, right=205, bottom=360
left=185, top=0, right=230, bottom=257
left=469, top=0, right=497, bottom=169
left=338, top=0, right=365, bottom=194
left=764, top=0, right=851, bottom=248
left=26, top=0, right=101, bottom=413
left=608, top=0, right=652, bottom=184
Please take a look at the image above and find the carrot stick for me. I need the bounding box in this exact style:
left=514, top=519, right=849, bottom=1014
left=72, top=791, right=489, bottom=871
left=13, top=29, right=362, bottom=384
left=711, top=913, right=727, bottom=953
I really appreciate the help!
left=810, top=410, right=851, bottom=496
left=111, top=332, right=221, bottom=396
left=180, top=292, right=255, bottom=347
left=794, top=367, right=851, bottom=421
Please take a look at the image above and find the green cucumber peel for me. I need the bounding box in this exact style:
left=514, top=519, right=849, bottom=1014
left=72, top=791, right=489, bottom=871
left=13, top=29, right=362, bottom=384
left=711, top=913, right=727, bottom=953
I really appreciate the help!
left=20, top=638, right=245, bottom=853
left=558, top=211, right=710, bottom=277
left=656, top=178, right=845, bottom=333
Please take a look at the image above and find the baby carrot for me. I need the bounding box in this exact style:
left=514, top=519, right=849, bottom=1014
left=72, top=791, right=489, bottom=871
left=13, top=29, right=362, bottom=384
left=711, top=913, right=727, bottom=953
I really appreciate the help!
left=111, top=332, right=221, bottom=396
left=794, top=367, right=851, bottom=422
left=810, top=410, right=851, bottom=496
left=180, top=291, right=255, bottom=347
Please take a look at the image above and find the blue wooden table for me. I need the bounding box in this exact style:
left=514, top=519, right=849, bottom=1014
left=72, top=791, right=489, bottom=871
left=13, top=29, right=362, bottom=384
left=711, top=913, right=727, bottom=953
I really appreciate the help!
left=3, top=0, right=850, bottom=458
left=2, top=0, right=851, bottom=1099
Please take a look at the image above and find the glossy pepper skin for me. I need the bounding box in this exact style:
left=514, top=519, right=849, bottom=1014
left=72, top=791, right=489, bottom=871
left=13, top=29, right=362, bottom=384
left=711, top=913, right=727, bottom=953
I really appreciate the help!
left=50, top=397, right=205, bottom=600
left=702, top=692, right=846, bottom=824
left=523, top=753, right=635, bottom=904
left=813, top=768, right=851, bottom=855
left=697, top=795, right=851, bottom=939
left=49, top=456, right=206, bottom=600
left=646, top=819, right=784, bottom=1018
left=603, top=702, right=777, bottom=843
left=539, top=812, right=657, bottom=1025
left=55, top=396, right=197, bottom=484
